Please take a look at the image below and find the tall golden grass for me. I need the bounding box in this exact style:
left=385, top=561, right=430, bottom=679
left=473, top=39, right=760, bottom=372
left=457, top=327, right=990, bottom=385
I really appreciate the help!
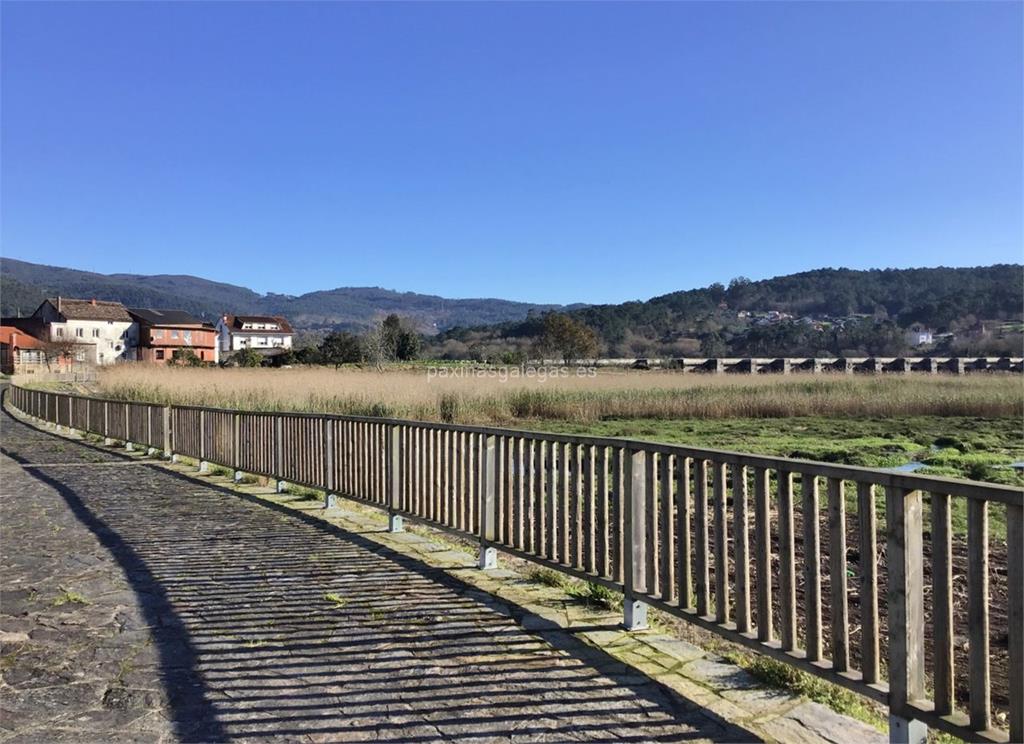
left=89, top=365, right=1023, bottom=423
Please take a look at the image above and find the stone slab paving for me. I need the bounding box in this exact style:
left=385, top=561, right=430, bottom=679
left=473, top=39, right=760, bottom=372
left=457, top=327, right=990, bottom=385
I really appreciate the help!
left=0, top=408, right=886, bottom=743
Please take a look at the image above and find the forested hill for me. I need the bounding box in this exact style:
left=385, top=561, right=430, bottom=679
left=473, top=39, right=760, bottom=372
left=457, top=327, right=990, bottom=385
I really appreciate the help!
left=576, top=265, right=1022, bottom=338
left=433, top=265, right=1024, bottom=359
left=0, top=258, right=569, bottom=333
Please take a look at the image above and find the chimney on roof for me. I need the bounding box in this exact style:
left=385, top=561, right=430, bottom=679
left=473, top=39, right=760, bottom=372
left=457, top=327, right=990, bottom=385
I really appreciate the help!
left=91, top=299, right=97, bottom=306
left=57, top=296, right=62, bottom=312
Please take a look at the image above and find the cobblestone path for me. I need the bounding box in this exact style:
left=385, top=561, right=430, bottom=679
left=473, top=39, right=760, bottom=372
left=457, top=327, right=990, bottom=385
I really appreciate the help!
left=0, top=412, right=756, bottom=743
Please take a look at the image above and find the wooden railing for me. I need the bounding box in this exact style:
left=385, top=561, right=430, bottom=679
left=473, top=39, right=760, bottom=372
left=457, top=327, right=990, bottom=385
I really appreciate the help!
left=7, top=385, right=1022, bottom=744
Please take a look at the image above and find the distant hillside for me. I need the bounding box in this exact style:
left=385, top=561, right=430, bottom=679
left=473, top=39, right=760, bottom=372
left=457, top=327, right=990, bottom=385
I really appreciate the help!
left=0, top=258, right=569, bottom=333
left=433, top=265, right=1024, bottom=359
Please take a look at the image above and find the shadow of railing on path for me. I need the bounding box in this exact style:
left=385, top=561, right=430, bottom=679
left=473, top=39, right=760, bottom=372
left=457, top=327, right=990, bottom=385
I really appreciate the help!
left=1, top=408, right=761, bottom=742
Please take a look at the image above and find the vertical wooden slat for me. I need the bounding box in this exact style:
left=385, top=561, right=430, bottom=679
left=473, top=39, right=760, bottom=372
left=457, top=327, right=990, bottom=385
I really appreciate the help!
left=420, top=426, right=428, bottom=517
left=734, top=465, right=751, bottom=634
left=753, top=467, right=772, bottom=642
left=931, top=491, right=953, bottom=714
left=713, top=462, right=729, bottom=624
left=828, top=477, right=849, bottom=672
left=583, top=444, right=595, bottom=574
left=501, top=436, right=512, bottom=544
left=571, top=443, right=583, bottom=569
left=468, top=432, right=478, bottom=532
left=562, top=443, right=573, bottom=566
left=548, top=441, right=559, bottom=561
left=461, top=430, right=469, bottom=528
left=645, top=452, right=659, bottom=597
left=533, top=440, right=545, bottom=555
left=695, top=459, right=710, bottom=617
left=447, top=429, right=457, bottom=526
left=677, top=456, right=692, bottom=610
left=434, top=428, right=442, bottom=519
left=967, top=499, right=990, bottom=732
left=803, top=474, right=823, bottom=662
left=887, top=487, right=926, bottom=726
left=514, top=437, right=525, bottom=549
left=659, top=453, right=674, bottom=602
left=526, top=439, right=536, bottom=554
left=596, top=446, right=609, bottom=578
left=612, top=447, right=624, bottom=583
left=1007, top=503, right=1023, bottom=744
left=858, top=481, right=880, bottom=684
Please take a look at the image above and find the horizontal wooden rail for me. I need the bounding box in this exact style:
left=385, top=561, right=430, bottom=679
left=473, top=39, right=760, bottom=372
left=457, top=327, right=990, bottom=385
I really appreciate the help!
left=6, top=384, right=1022, bottom=744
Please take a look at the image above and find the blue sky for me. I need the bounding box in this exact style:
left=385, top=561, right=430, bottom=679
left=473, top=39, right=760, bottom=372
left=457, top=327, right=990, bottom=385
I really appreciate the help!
left=2, top=1, right=1021, bottom=304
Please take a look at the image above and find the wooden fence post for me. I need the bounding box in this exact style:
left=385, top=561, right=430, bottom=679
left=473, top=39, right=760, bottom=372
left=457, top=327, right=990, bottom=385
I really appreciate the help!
left=478, top=433, right=497, bottom=569
left=322, top=418, right=337, bottom=508
left=274, top=416, right=286, bottom=492
left=103, top=401, right=112, bottom=445
left=387, top=425, right=404, bottom=532
left=198, top=409, right=208, bottom=472
left=1007, top=504, right=1023, bottom=744
left=124, top=405, right=132, bottom=451
left=887, top=486, right=927, bottom=744
left=233, top=412, right=244, bottom=482
left=163, top=406, right=173, bottom=460
left=623, top=448, right=648, bottom=630
left=146, top=405, right=156, bottom=455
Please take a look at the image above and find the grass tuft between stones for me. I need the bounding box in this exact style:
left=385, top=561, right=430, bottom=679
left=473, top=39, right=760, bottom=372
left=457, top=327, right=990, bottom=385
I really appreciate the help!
left=52, top=587, right=89, bottom=607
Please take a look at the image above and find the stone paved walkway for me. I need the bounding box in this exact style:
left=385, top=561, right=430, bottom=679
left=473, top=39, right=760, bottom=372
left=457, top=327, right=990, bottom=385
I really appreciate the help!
left=0, top=412, right=759, bottom=743
left=1, top=409, right=888, bottom=744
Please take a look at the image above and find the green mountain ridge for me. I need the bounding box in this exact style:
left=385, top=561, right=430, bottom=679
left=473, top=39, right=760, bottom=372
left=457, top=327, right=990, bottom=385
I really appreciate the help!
left=0, top=258, right=570, bottom=333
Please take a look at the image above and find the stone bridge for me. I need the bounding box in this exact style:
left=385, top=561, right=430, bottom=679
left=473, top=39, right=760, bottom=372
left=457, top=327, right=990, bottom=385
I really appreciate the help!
left=0, top=409, right=885, bottom=743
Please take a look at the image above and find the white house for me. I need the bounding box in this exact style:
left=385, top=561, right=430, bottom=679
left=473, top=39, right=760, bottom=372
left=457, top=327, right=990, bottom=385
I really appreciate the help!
left=216, top=315, right=294, bottom=353
left=31, top=297, right=134, bottom=365
left=905, top=326, right=934, bottom=347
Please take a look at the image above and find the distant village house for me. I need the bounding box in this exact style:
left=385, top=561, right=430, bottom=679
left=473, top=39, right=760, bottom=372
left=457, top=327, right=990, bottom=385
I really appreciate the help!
left=31, top=297, right=133, bottom=365
left=127, top=309, right=219, bottom=364
left=2, top=299, right=295, bottom=371
left=216, top=315, right=294, bottom=354
left=0, top=325, right=51, bottom=375
left=905, top=325, right=934, bottom=346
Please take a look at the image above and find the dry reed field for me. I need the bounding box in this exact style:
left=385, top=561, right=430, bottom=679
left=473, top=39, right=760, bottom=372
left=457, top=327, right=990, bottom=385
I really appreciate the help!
left=91, top=365, right=1023, bottom=424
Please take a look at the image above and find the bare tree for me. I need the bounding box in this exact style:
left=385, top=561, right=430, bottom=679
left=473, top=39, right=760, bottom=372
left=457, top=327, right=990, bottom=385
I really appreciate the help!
left=362, top=320, right=394, bottom=372
left=41, top=339, right=84, bottom=371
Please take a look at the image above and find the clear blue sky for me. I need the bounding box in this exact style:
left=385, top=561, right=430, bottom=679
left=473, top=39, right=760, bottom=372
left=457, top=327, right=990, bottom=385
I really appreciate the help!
left=2, top=1, right=1021, bottom=304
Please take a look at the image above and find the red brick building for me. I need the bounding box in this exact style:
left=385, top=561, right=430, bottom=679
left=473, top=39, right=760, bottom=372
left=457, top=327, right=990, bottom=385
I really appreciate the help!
left=127, top=309, right=219, bottom=364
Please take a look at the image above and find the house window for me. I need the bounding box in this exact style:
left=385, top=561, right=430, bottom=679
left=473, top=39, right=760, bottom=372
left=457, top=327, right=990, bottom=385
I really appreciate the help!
left=92, top=328, right=100, bottom=338
left=155, top=350, right=165, bottom=360
left=155, top=329, right=164, bottom=339
left=171, top=330, right=179, bottom=339
left=76, top=328, right=84, bottom=337
left=56, top=328, right=64, bottom=337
